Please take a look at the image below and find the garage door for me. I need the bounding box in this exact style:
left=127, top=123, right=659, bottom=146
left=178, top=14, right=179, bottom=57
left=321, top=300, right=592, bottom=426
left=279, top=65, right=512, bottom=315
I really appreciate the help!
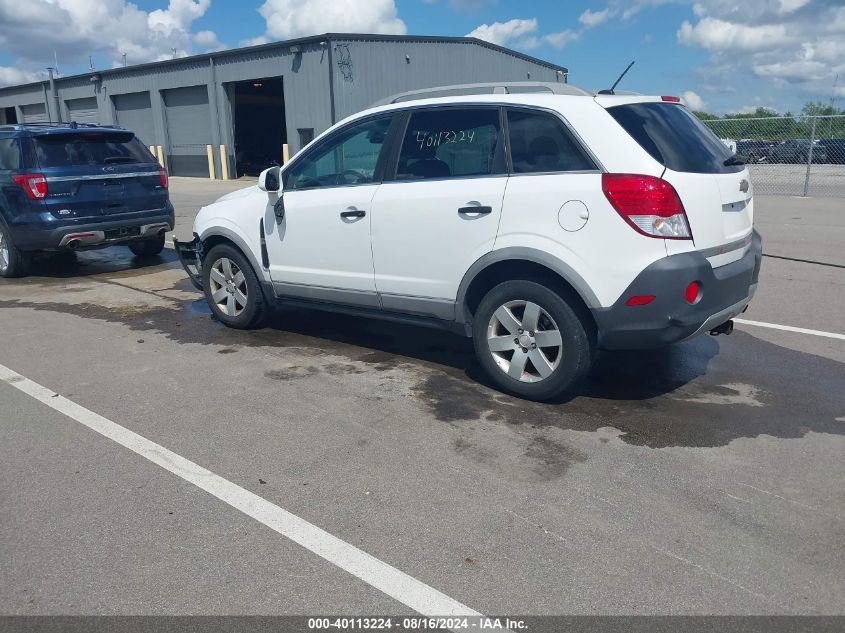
left=162, top=85, right=211, bottom=177
left=113, top=92, right=155, bottom=147
left=65, top=97, right=99, bottom=125
left=21, top=103, right=48, bottom=123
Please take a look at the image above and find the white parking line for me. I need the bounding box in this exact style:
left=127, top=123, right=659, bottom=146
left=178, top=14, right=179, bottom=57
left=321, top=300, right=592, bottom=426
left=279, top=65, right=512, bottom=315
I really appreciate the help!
left=0, top=362, right=480, bottom=619
left=734, top=319, right=845, bottom=341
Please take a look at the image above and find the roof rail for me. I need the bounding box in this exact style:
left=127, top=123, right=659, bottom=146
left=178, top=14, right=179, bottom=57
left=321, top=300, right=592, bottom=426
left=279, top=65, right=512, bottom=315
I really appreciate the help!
left=372, top=81, right=594, bottom=107
left=0, top=121, right=121, bottom=131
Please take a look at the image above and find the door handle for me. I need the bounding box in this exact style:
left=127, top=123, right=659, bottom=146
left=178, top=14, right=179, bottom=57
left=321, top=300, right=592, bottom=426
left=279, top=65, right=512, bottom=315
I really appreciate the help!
left=340, top=209, right=366, bottom=218
left=458, top=205, right=492, bottom=215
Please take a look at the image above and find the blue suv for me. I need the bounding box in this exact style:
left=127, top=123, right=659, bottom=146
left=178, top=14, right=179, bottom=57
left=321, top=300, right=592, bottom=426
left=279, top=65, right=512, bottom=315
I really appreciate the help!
left=0, top=122, right=175, bottom=277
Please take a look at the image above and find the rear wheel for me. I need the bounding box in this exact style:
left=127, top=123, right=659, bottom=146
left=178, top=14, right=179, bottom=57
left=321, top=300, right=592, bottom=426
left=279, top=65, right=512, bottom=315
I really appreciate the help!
left=472, top=280, right=594, bottom=401
left=0, top=222, right=31, bottom=278
left=202, top=244, right=266, bottom=329
left=128, top=233, right=166, bottom=257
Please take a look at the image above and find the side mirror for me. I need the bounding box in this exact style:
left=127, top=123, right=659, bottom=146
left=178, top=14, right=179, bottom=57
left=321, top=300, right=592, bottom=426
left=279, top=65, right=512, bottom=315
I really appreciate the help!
left=258, top=166, right=281, bottom=192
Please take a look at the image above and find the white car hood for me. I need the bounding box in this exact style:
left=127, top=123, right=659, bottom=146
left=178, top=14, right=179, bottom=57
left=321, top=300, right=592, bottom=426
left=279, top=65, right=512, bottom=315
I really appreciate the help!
left=214, top=185, right=260, bottom=203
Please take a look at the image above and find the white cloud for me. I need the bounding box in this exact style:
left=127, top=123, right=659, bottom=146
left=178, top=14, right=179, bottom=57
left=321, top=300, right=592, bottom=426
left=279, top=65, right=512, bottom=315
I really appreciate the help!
left=467, top=18, right=538, bottom=46
left=579, top=9, right=610, bottom=28
left=0, top=0, right=219, bottom=71
left=676, top=0, right=845, bottom=104
left=681, top=90, right=705, bottom=110
left=0, top=66, right=42, bottom=87
left=677, top=17, right=791, bottom=52
left=544, top=30, right=580, bottom=48
left=468, top=18, right=579, bottom=50
left=255, top=0, right=406, bottom=41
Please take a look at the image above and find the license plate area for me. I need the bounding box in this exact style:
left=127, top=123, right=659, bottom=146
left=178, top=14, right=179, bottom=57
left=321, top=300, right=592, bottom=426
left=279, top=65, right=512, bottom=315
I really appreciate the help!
left=104, top=226, right=140, bottom=240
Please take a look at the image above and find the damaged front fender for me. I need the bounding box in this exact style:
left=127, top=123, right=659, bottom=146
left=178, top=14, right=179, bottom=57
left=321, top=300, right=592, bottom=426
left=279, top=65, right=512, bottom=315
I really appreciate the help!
left=173, top=234, right=204, bottom=291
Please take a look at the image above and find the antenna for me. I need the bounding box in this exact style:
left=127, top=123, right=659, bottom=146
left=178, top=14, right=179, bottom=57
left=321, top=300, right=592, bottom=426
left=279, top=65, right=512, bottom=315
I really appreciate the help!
left=598, top=60, right=635, bottom=95
left=122, top=52, right=127, bottom=68
left=831, top=73, right=839, bottom=109
left=88, top=55, right=95, bottom=72
left=172, top=48, right=177, bottom=59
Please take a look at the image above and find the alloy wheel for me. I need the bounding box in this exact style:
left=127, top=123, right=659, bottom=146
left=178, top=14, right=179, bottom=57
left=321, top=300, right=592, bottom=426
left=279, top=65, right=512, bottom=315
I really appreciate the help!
left=486, top=300, right=563, bottom=383
left=208, top=257, right=248, bottom=317
left=0, top=230, right=8, bottom=273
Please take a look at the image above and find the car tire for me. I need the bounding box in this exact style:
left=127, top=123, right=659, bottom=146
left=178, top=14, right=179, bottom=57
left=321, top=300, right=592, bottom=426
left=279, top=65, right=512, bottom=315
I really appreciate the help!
left=202, top=243, right=266, bottom=329
left=472, top=280, right=594, bottom=401
left=128, top=233, right=166, bottom=257
left=0, top=222, right=31, bottom=278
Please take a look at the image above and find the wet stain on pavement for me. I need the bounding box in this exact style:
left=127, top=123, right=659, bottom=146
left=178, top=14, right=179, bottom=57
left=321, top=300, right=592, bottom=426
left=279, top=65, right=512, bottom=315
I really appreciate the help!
left=2, top=264, right=844, bottom=450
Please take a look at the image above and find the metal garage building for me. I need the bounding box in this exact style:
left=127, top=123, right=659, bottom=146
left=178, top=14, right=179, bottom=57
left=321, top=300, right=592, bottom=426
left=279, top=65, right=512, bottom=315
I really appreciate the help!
left=0, top=34, right=567, bottom=179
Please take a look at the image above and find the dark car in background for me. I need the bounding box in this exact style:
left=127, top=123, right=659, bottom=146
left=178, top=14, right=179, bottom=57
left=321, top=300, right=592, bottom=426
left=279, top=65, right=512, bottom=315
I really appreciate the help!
left=0, top=123, right=174, bottom=277
left=769, top=139, right=827, bottom=164
left=736, top=139, right=775, bottom=163
left=818, top=138, right=845, bottom=164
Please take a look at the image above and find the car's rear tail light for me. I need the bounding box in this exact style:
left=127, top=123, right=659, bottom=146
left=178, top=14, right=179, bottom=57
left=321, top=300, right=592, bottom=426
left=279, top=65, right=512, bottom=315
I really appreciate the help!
left=685, top=281, right=702, bottom=304
left=602, top=174, right=692, bottom=240
left=12, top=173, right=48, bottom=199
left=661, top=95, right=682, bottom=102
left=159, top=168, right=168, bottom=189
left=625, top=295, right=656, bottom=306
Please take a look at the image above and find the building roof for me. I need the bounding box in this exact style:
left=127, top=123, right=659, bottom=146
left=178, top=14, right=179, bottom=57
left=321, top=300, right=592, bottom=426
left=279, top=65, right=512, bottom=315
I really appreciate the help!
left=0, top=33, right=568, bottom=95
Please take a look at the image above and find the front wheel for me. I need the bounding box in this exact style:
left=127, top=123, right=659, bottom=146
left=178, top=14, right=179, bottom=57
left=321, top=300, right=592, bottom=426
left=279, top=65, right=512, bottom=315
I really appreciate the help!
left=472, top=280, right=594, bottom=401
left=202, top=244, right=266, bottom=329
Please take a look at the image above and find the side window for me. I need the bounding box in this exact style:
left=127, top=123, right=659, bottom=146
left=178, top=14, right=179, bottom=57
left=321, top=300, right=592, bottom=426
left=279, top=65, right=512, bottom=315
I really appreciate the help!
left=0, top=137, right=21, bottom=170
left=506, top=109, right=596, bottom=174
left=395, top=108, right=503, bottom=180
left=284, top=116, right=391, bottom=190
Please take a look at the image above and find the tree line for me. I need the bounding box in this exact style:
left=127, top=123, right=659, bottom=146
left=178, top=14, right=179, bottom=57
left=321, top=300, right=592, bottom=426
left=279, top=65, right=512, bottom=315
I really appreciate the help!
left=693, top=102, right=845, bottom=141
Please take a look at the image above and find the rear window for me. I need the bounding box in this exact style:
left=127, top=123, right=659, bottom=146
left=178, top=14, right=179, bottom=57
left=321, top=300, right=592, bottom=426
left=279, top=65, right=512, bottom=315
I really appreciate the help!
left=33, top=132, right=155, bottom=168
left=607, top=102, right=742, bottom=174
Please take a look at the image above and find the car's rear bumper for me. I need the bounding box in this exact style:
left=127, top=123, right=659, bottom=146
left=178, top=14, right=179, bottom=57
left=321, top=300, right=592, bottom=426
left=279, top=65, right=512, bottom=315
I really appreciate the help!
left=592, top=230, right=762, bottom=350
left=10, top=207, right=175, bottom=251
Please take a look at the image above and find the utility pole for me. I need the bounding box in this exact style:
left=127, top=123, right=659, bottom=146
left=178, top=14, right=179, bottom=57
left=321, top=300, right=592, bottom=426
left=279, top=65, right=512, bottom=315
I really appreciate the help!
left=46, top=67, right=60, bottom=123
left=829, top=74, right=838, bottom=138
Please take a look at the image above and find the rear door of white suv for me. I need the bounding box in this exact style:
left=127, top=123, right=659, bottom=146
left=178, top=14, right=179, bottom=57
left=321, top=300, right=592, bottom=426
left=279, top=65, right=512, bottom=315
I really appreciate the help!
left=369, top=106, right=507, bottom=317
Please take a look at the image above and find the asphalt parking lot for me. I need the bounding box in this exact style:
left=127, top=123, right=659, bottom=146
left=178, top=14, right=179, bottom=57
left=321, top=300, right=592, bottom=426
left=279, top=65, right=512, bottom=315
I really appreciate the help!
left=1, top=178, right=843, bottom=619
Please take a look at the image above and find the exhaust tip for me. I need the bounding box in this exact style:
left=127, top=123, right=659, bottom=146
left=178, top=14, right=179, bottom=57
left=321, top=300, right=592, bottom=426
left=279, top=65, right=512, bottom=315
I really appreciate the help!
left=709, top=320, right=734, bottom=336
left=66, top=240, right=80, bottom=250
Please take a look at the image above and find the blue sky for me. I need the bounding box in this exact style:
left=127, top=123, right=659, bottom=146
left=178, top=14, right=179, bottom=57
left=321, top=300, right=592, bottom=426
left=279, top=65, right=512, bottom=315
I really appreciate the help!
left=1, top=0, right=842, bottom=115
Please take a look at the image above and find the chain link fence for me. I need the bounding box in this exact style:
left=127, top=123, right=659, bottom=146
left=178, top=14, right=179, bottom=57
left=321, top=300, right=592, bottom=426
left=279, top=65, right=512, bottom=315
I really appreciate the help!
left=702, top=115, right=845, bottom=197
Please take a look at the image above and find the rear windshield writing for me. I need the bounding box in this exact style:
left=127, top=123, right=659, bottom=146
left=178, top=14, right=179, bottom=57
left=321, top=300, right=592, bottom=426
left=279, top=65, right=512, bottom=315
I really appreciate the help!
left=33, top=133, right=155, bottom=168
left=607, top=103, right=742, bottom=174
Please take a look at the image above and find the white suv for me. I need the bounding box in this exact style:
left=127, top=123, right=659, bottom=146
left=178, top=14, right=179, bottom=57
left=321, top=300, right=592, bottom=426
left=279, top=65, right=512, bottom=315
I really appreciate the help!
left=175, top=83, right=761, bottom=401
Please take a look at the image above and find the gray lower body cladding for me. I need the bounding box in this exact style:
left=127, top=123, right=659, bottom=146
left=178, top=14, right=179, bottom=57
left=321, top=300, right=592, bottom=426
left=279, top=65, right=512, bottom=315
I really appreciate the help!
left=591, top=230, right=763, bottom=350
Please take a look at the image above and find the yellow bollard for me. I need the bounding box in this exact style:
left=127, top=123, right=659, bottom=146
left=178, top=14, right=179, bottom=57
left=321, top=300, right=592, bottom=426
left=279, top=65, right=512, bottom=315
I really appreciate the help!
left=219, top=145, right=230, bottom=180
left=206, top=144, right=216, bottom=179
left=149, top=145, right=156, bottom=158
left=156, top=146, right=165, bottom=169
left=282, top=143, right=290, bottom=164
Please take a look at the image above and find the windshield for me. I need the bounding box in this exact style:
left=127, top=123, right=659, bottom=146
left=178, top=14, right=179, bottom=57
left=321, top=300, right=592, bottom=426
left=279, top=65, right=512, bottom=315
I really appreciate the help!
left=607, top=102, right=743, bottom=174
left=33, top=132, right=156, bottom=168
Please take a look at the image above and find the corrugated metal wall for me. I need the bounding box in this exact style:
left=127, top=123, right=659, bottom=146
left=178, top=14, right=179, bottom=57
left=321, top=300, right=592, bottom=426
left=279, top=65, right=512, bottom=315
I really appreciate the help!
left=331, top=38, right=563, bottom=121
left=0, top=37, right=565, bottom=179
